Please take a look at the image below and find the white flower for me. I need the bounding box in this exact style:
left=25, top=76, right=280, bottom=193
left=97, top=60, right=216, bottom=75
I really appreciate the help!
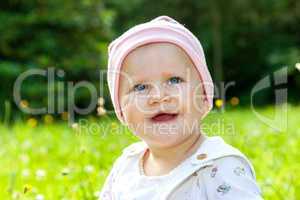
left=80, top=146, right=86, bottom=153
left=12, top=191, right=21, bottom=199
left=22, top=140, right=32, bottom=150
left=39, top=147, right=48, bottom=155
left=265, top=177, right=273, bottom=185
left=36, top=169, right=46, bottom=180
left=61, top=168, right=71, bottom=176
left=71, top=123, right=79, bottom=130
left=84, top=165, right=94, bottom=173
left=97, top=97, right=105, bottom=106
left=22, top=169, right=30, bottom=177
left=35, top=194, right=44, bottom=200
left=99, top=170, right=106, bottom=177
left=295, top=63, right=300, bottom=71
left=97, top=106, right=106, bottom=116
left=20, top=154, right=30, bottom=164
left=252, top=129, right=261, bottom=136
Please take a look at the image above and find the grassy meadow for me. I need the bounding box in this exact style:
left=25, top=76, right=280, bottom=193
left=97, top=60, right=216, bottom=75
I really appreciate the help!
left=0, top=105, right=299, bottom=200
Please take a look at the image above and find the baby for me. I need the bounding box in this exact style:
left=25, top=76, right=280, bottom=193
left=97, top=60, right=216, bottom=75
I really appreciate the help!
left=100, top=16, right=263, bottom=200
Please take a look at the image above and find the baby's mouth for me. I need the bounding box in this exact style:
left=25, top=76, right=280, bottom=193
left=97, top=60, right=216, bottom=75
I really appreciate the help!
left=150, top=112, right=179, bottom=123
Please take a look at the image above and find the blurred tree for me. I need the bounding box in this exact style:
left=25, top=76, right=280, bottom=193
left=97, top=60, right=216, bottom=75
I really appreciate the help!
left=104, top=0, right=300, bottom=104
left=0, top=0, right=116, bottom=118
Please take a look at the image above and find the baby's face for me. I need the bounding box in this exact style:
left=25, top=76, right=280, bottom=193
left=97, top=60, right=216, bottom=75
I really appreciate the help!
left=119, top=42, right=207, bottom=148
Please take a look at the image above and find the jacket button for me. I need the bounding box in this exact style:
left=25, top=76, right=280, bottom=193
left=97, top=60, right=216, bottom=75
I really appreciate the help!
left=197, top=153, right=207, bottom=160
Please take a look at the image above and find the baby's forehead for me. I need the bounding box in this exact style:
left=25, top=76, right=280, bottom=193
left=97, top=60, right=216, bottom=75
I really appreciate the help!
left=125, top=42, right=185, bottom=58
left=121, top=42, right=194, bottom=73
left=128, top=71, right=179, bottom=82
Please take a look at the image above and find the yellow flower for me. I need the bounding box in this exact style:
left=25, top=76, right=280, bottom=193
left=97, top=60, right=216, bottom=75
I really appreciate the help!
left=43, top=114, right=54, bottom=124
left=23, top=184, right=32, bottom=194
left=61, top=112, right=69, bottom=121
left=27, top=118, right=38, bottom=128
left=97, top=97, right=105, bottom=106
left=111, top=122, right=118, bottom=129
left=20, top=100, right=29, bottom=108
left=230, top=97, right=240, bottom=106
left=97, top=106, right=106, bottom=116
left=215, top=99, right=223, bottom=108
left=88, top=116, right=96, bottom=122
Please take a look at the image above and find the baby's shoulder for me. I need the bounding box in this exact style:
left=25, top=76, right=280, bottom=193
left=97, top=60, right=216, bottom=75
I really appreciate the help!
left=113, top=141, right=148, bottom=160
left=121, top=141, right=148, bottom=157
left=106, top=141, right=147, bottom=176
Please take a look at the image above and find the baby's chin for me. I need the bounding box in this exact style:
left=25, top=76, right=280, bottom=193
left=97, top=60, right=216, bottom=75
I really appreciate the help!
left=136, top=127, right=193, bottom=149
left=130, top=115, right=201, bottom=148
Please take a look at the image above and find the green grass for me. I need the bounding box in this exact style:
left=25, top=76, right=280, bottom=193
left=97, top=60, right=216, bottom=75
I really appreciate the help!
left=0, top=105, right=299, bottom=199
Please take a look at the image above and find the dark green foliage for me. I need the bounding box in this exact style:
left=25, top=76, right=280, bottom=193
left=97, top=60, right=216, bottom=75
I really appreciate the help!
left=0, top=0, right=299, bottom=119
left=0, top=0, right=115, bottom=117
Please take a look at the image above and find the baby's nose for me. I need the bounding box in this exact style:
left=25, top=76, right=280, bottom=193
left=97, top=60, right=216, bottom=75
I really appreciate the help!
left=147, top=83, right=171, bottom=105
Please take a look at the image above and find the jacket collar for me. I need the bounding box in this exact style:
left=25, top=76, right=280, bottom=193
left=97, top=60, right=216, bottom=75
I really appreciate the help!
left=123, top=136, right=233, bottom=160
left=122, top=136, right=254, bottom=177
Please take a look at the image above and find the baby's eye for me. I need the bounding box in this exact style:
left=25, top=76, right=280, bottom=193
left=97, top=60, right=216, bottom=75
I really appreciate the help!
left=168, top=76, right=183, bottom=85
left=133, top=83, right=148, bottom=92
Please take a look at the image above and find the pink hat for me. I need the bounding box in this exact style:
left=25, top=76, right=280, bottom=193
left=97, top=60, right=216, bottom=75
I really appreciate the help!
left=107, top=15, right=214, bottom=125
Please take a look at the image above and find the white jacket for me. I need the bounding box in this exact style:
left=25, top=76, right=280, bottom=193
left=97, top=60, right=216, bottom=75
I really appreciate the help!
left=100, top=136, right=263, bottom=200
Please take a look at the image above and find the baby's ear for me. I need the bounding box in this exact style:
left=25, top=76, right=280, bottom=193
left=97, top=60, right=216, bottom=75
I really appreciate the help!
left=200, top=100, right=210, bottom=120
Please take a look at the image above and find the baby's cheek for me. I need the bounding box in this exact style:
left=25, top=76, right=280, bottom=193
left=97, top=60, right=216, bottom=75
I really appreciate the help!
left=132, top=95, right=151, bottom=114
left=192, top=84, right=206, bottom=110
left=121, top=94, right=140, bottom=111
left=122, top=101, right=144, bottom=126
left=120, top=96, right=134, bottom=122
left=125, top=112, right=146, bottom=136
left=180, top=86, right=195, bottom=113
